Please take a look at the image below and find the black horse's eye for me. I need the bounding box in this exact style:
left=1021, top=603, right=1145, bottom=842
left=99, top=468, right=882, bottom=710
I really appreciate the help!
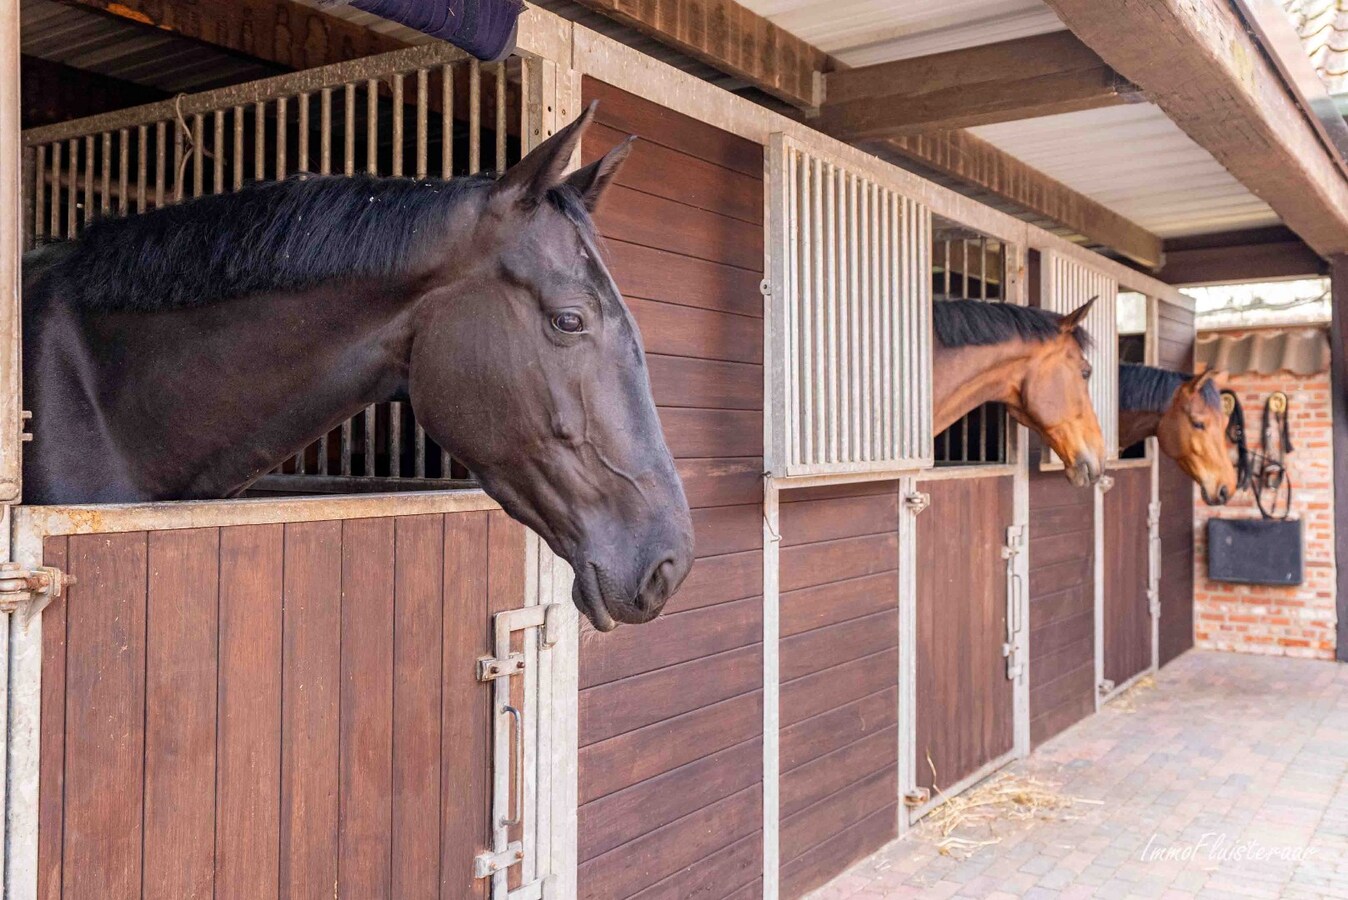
left=552, top=312, right=585, bottom=334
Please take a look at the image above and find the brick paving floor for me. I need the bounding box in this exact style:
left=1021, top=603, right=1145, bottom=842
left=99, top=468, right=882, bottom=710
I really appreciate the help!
left=808, top=651, right=1348, bottom=899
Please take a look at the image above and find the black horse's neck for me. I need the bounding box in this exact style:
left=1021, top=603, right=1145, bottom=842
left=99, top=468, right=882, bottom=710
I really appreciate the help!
left=22, top=273, right=430, bottom=504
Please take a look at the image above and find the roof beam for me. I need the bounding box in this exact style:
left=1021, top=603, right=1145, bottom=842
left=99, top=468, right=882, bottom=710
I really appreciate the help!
left=54, top=0, right=409, bottom=70
left=564, top=0, right=828, bottom=109
left=1040, top=0, right=1348, bottom=258
left=820, top=31, right=1143, bottom=139
left=876, top=129, right=1164, bottom=269
left=1158, top=226, right=1326, bottom=286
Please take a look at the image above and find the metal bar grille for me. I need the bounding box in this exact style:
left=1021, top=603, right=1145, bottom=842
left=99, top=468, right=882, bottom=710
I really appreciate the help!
left=932, top=226, right=1010, bottom=467
left=1041, top=250, right=1119, bottom=462
left=767, top=133, right=932, bottom=477
left=24, top=47, right=539, bottom=494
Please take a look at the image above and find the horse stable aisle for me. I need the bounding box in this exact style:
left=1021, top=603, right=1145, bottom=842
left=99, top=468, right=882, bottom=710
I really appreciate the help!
left=808, top=651, right=1348, bottom=899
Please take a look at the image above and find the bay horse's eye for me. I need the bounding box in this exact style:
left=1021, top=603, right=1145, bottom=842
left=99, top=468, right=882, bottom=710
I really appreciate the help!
left=552, top=312, right=586, bottom=334
left=1191, top=419, right=1207, bottom=431
left=1082, top=368, right=1091, bottom=380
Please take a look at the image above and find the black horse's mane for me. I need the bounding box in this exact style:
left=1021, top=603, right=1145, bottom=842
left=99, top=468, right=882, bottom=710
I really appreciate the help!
left=26, top=173, right=595, bottom=312
left=1119, top=363, right=1220, bottom=412
left=933, top=299, right=1092, bottom=351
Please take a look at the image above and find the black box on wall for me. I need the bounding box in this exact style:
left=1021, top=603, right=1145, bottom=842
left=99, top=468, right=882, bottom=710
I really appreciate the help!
left=1207, top=518, right=1304, bottom=586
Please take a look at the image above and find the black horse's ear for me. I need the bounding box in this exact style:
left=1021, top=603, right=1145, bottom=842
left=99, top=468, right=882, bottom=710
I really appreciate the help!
left=1059, top=296, right=1097, bottom=333
left=565, top=136, right=636, bottom=212
left=495, top=101, right=598, bottom=205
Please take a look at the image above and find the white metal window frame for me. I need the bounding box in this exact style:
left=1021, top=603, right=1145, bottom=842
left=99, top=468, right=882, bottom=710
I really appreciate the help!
left=765, top=132, right=934, bottom=480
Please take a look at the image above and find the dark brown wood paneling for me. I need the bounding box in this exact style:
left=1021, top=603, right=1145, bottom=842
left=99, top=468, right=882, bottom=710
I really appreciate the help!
left=38, top=509, right=511, bottom=900
left=1156, top=298, right=1197, bottom=666
left=781, top=803, right=898, bottom=899
left=144, top=529, right=219, bottom=900
left=1103, top=466, right=1152, bottom=687
left=1334, top=258, right=1348, bottom=664
left=1028, top=465, right=1096, bottom=747
left=578, top=76, right=765, bottom=899
left=777, top=482, right=900, bottom=897
left=915, top=475, right=1015, bottom=791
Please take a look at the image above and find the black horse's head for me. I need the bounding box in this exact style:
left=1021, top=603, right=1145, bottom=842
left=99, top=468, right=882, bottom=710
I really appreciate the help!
left=409, top=105, right=693, bottom=631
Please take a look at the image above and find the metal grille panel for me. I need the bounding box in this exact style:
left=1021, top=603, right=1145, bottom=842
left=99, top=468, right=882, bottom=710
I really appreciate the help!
left=766, top=133, right=933, bottom=477
left=1041, top=250, right=1119, bottom=462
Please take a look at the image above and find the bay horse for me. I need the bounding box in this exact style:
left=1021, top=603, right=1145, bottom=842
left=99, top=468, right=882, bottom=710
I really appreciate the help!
left=1118, top=364, right=1236, bottom=505
left=21, top=104, right=693, bottom=632
left=932, top=299, right=1105, bottom=486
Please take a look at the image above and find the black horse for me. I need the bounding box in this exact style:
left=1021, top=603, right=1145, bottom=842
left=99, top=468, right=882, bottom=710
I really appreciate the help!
left=21, top=104, right=693, bottom=632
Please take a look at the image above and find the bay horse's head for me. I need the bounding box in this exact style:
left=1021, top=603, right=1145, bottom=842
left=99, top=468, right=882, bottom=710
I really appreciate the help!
left=1156, top=370, right=1235, bottom=505
left=409, top=105, right=693, bottom=631
left=1010, top=300, right=1107, bottom=486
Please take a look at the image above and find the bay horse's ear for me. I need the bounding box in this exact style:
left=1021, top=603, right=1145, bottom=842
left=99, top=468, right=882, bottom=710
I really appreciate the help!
left=1058, top=296, right=1097, bottom=333
left=565, top=136, right=636, bottom=212
left=494, top=101, right=598, bottom=205
left=1189, top=368, right=1221, bottom=391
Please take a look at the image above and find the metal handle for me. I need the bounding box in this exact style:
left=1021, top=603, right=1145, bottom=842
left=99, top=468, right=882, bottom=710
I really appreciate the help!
left=500, top=705, right=524, bottom=828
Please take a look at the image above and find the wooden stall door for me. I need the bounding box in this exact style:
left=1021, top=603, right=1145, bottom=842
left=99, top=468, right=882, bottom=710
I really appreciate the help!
left=778, top=482, right=901, bottom=898
left=37, top=509, right=529, bottom=900
left=573, top=79, right=766, bottom=900
left=1102, top=466, right=1153, bottom=691
left=914, top=475, right=1015, bottom=808
left=1027, top=466, right=1096, bottom=747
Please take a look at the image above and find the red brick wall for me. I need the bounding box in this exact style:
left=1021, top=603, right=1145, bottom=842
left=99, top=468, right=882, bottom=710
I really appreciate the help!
left=1194, top=330, right=1337, bottom=659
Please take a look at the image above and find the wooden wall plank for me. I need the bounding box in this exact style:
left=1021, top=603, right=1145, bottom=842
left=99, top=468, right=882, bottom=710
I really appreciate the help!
left=604, top=241, right=763, bottom=317
left=339, top=518, right=396, bottom=900
left=780, top=572, right=898, bottom=637
left=780, top=688, right=898, bottom=775
left=780, top=803, right=896, bottom=898
left=630, top=298, right=763, bottom=365
left=594, top=185, right=763, bottom=270
left=392, top=515, right=447, bottom=898
left=61, top=533, right=148, bottom=900
left=143, top=528, right=219, bottom=900
left=279, top=521, right=343, bottom=900
left=440, top=511, right=492, bottom=900
left=38, top=536, right=68, bottom=900
left=215, top=525, right=283, bottom=900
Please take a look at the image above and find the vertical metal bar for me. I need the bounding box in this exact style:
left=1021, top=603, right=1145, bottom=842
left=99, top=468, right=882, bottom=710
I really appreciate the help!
left=191, top=113, right=204, bottom=198
left=495, top=61, right=507, bottom=171
left=82, top=134, right=93, bottom=225
left=366, top=78, right=378, bottom=175
left=942, top=237, right=951, bottom=299
left=48, top=141, right=61, bottom=238
left=320, top=88, right=333, bottom=175
left=33, top=145, right=46, bottom=242
left=171, top=118, right=184, bottom=202
left=133, top=126, right=145, bottom=213
left=339, top=84, right=355, bottom=475
left=255, top=100, right=266, bottom=182
left=810, top=155, right=824, bottom=464
left=980, top=237, right=989, bottom=302
left=469, top=60, right=482, bottom=173
left=798, top=151, right=812, bottom=468
left=364, top=405, right=377, bottom=476
left=100, top=131, right=111, bottom=215
left=212, top=110, right=224, bottom=194
left=879, top=186, right=891, bottom=461
left=66, top=138, right=78, bottom=237
left=389, top=401, right=402, bottom=477
left=824, top=161, right=837, bottom=464
left=416, top=68, right=429, bottom=179
left=117, top=128, right=129, bottom=213
left=298, top=93, right=312, bottom=177
left=344, top=83, right=356, bottom=177
left=275, top=96, right=287, bottom=181
left=442, top=64, right=454, bottom=178
left=391, top=73, right=404, bottom=177
left=232, top=107, right=243, bottom=191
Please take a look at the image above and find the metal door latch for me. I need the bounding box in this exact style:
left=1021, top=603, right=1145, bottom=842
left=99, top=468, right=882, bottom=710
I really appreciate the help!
left=904, top=492, right=930, bottom=515
left=1148, top=590, right=1161, bottom=618
left=1097, top=474, right=1115, bottom=494
left=477, top=653, right=525, bottom=682
left=1098, top=679, right=1116, bottom=697
left=473, top=842, right=524, bottom=879
left=903, top=788, right=931, bottom=807
left=0, top=563, right=75, bottom=616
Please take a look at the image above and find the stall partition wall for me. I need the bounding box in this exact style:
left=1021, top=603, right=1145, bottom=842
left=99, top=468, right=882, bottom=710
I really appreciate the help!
left=574, top=79, right=767, bottom=900
left=1156, top=298, right=1199, bottom=666
left=777, top=482, right=901, bottom=898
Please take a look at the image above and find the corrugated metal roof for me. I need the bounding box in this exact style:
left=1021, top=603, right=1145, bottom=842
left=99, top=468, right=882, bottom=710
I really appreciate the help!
left=1197, top=327, right=1330, bottom=375
left=737, top=0, right=1065, bottom=66
left=970, top=104, right=1281, bottom=237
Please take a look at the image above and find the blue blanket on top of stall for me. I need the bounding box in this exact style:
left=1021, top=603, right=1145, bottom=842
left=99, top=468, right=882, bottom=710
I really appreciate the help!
left=342, top=0, right=522, bottom=61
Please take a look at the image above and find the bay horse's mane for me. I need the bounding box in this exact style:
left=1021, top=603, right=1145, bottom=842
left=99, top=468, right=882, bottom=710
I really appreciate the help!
left=932, top=299, right=1092, bottom=351
left=25, top=173, right=596, bottom=313
left=1119, top=363, right=1220, bottom=412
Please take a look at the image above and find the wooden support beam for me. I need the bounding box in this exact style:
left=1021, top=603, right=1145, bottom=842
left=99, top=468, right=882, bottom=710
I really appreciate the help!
left=1158, top=226, right=1327, bottom=286
left=1331, top=256, right=1348, bottom=663
left=55, top=0, right=409, bottom=71
left=563, top=0, right=828, bottom=109
left=820, top=31, right=1143, bottom=139
left=877, top=129, right=1164, bottom=270
left=20, top=55, right=165, bottom=128
left=1041, top=0, right=1348, bottom=258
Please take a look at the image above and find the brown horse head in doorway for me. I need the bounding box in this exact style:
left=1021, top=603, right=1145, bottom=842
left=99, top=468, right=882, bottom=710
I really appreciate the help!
left=932, top=298, right=1106, bottom=486
left=21, top=103, right=693, bottom=631
left=1118, top=365, right=1235, bottom=505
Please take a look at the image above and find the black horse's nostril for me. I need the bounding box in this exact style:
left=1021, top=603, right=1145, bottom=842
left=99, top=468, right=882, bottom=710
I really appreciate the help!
left=634, top=557, right=678, bottom=613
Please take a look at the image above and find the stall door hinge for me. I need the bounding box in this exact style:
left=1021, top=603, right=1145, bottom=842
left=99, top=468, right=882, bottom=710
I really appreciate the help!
left=0, top=563, right=75, bottom=618
left=904, top=491, right=930, bottom=516
left=903, top=787, right=931, bottom=807
left=1147, top=501, right=1162, bottom=528
left=1098, top=679, right=1116, bottom=697
left=1148, top=590, right=1161, bottom=618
